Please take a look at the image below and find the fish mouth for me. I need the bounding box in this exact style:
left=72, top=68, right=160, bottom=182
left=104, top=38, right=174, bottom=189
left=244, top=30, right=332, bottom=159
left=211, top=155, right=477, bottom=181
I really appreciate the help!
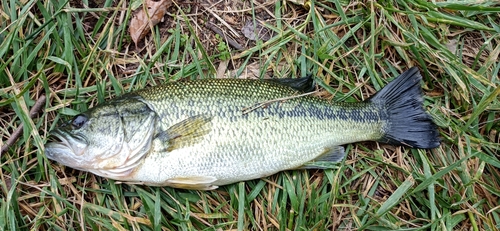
left=45, top=129, right=88, bottom=160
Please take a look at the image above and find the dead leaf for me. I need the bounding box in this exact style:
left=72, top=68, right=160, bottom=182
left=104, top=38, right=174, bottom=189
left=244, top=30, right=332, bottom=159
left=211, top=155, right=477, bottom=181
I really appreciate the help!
left=216, top=60, right=229, bottom=79
left=241, top=20, right=273, bottom=42
left=228, top=62, right=273, bottom=79
left=129, top=0, right=172, bottom=46
left=445, top=38, right=458, bottom=55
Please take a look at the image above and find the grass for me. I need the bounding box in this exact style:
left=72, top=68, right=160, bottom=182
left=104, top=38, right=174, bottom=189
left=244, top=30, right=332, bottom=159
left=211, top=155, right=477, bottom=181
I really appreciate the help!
left=1, top=0, right=500, bottom=230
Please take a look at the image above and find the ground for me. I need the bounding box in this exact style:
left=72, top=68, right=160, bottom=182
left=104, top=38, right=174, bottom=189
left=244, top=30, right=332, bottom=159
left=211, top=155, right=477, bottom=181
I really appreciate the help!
left=0, top=0, right=499, bottom=230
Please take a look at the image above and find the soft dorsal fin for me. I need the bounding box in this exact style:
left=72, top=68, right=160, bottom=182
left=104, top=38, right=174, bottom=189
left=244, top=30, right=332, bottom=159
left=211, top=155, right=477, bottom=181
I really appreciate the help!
left=297, top=146, right=345, bottom=169
left=154, top=115, right=213, bottom=152
left=266, top=75, right=315, bottom=92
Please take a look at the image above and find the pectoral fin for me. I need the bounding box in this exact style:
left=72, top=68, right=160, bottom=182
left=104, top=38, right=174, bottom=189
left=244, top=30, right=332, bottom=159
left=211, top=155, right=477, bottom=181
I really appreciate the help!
left=298, top=146, right=345, bottom=169
left=165, top=176, right=218, bottom=190
left=154, top=115, right=213, bottom=152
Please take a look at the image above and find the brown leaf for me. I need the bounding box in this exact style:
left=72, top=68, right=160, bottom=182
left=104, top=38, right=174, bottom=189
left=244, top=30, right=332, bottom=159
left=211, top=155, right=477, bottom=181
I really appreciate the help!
left=228, top=62, right=273, bottom=79
left=241, top=20, right=273, bottom=42
left=129, top=0, right=172, bottom=46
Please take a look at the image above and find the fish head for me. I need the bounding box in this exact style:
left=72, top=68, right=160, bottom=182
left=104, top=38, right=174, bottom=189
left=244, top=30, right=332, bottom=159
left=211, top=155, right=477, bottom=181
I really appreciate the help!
left=45, top=97, right=157, bottom=178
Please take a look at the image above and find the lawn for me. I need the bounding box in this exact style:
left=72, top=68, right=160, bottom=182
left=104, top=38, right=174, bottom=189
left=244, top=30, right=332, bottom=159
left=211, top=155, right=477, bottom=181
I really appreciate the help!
left=1, top=0, right=499, bottom=230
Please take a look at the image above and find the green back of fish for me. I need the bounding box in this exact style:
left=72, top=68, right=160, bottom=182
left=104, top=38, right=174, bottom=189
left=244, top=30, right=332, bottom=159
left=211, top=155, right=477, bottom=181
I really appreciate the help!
left=135, top=78, right=386, bottom=145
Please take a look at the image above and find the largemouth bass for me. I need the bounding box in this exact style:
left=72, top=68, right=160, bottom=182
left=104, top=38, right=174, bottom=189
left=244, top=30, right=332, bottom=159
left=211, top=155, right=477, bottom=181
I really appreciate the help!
left=45, top=67, right=440, bottom=190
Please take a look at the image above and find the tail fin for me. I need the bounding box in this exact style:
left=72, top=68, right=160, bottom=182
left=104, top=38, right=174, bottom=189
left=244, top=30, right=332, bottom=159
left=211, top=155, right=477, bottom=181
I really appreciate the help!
left=370, top=67, right=440, bottom=149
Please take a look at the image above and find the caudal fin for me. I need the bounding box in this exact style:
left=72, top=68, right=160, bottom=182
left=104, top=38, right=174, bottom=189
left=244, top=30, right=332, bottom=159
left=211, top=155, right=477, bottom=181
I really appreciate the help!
left=370, top=67, right=440, bottom=149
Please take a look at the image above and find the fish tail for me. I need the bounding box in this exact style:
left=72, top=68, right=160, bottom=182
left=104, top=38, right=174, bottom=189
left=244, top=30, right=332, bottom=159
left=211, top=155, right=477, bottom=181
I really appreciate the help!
left=370, top=67, right=440, bottom=149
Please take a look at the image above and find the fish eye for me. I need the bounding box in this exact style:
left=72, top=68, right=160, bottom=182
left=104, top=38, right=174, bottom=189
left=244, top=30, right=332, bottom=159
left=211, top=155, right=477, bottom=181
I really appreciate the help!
left=71, top=114, right=88, bottom=129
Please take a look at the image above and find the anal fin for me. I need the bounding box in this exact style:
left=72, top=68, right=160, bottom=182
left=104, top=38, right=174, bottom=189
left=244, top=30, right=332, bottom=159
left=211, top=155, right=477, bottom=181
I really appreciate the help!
left=298, top=146, right=345, bottom=169
left=165, top=176, right=219, bottom=190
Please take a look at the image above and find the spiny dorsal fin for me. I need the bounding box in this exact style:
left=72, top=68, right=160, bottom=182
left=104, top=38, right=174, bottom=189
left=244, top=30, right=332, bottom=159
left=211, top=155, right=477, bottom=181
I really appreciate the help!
left=154, top=115, right=213, bottom=152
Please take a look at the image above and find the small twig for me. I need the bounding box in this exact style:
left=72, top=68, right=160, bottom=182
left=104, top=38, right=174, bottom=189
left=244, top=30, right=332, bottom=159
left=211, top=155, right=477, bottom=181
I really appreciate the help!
left=203, top=0, right=274, bottom=14
left=204, top=7, right=240, bottom=36
left=206, top=22, right=244, bottom=50
left=241, top=91, right=317, bottom=115
left=1, top=95, right=46, bottom=155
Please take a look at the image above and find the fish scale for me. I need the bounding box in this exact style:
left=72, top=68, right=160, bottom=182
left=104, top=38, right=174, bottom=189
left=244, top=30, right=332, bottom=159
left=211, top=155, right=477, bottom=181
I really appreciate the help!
left=45, top=68, right=440, bottom=190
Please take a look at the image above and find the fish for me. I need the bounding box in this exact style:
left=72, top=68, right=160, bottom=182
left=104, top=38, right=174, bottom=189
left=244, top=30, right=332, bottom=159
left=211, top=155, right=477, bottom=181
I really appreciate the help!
left=45, top=67, right=440, bottom=190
